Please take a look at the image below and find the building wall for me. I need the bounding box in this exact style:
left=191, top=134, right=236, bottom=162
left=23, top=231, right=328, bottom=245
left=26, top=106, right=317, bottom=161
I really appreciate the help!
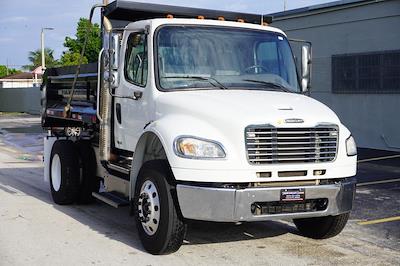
left=0, top=87, right=41, bottom=115
left=0, top=79, right=41, bottom=88
left=272, top=0, right=400, bottom=151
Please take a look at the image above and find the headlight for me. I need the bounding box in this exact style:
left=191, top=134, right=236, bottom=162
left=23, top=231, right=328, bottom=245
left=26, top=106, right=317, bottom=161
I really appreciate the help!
left=174, top=136, right=226, bottom=159
left=346, top=135, right=357, bottom=156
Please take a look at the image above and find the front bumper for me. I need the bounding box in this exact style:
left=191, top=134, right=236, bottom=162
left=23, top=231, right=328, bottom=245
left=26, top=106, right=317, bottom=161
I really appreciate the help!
left=176, top=177, right=356, bottom=222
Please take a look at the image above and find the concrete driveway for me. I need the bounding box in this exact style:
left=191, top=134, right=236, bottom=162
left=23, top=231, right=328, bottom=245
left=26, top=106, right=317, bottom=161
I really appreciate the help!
left=0, top=114, right=399, bottom=265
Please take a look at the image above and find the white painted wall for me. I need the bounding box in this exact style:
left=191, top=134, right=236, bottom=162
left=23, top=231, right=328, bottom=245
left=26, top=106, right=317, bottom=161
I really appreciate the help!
left=0, top=79, right=42, bottom=88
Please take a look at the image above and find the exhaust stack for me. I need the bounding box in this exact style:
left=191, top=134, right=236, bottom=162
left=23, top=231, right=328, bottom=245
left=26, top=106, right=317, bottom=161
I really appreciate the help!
left=99, top=16, right=113, bottom=162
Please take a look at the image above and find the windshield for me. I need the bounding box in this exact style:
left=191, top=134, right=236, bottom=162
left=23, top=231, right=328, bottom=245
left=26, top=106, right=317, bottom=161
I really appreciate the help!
left=156, top=26, right=300, bottom=92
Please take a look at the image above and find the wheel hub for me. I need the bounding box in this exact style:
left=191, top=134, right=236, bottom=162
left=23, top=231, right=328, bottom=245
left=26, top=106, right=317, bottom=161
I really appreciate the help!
left=137, top=180, right=160, bottom=236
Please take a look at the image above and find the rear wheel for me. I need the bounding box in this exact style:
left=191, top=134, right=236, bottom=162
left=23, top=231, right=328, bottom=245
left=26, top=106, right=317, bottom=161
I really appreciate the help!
left=134, top=160, right=186, bottom=255
left=50, top=140, right=80, bottom=205
left=75, top=140, right=100, bottom=204
left=293, top=212, right=350, bottom=239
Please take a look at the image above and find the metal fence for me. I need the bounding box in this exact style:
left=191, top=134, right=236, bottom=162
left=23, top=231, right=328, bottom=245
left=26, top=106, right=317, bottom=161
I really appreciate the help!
left=0, top=87, right=41, bottom=115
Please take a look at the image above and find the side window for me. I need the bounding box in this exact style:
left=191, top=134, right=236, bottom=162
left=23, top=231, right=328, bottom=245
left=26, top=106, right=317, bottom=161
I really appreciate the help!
left=125, top=32, right=148, bottom=86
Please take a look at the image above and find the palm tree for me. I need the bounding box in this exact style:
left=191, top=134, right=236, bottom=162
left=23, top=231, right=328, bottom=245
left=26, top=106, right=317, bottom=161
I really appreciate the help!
left=24, top=48, right=58, bottom=71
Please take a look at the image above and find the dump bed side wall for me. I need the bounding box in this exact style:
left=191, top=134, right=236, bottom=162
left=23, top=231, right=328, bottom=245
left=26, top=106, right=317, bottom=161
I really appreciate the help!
left=41, top=63, right=99, bottom=128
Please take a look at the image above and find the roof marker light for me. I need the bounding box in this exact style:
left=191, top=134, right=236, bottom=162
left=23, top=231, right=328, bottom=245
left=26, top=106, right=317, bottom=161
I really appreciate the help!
left=197, top=15, right=205, bottom=19
left=166, top=14, right=174, bottom=19
left=218, top=16, right=225, bottom=21
left=237, top=18, right=245, bottom=23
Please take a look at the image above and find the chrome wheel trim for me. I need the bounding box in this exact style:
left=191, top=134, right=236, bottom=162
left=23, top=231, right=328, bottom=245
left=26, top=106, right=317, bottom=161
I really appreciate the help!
left=137, top=180, right=160, bottom=236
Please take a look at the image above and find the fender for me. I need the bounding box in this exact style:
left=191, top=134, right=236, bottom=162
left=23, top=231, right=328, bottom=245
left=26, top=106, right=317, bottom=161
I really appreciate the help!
left=128, top=114, right=228, bottom=199
left=129, top=129, right=166, bottom=199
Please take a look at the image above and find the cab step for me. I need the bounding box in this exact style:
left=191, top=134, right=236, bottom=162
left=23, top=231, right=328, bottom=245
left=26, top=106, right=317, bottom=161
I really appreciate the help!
left=92, top=191, right=130, bottom=208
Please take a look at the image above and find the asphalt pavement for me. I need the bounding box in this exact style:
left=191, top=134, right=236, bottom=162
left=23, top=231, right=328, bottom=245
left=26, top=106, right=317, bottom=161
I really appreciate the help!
left=0, top=114, right=399, bottom=265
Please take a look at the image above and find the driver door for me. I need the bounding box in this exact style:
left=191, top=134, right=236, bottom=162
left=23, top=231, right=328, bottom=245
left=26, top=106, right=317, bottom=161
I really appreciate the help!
left=114, top=31, right=148, bottom=152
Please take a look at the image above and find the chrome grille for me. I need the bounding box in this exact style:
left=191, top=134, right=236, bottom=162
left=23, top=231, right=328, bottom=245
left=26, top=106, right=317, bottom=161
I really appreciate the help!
left=245, top=125, right=339, bottom=164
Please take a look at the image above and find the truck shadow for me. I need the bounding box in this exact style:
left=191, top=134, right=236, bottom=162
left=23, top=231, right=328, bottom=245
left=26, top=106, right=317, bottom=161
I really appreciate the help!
left=0, top=167, right=297, bottom=252
left=185, top=220, right=296, bottom=245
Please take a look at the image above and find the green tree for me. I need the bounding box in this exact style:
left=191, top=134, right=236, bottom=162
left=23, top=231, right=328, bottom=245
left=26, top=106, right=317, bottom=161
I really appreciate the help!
left=0, top=65, right=21, bottom=78
left=24, top=48, right=58, bottom=71
left=59, top=52, right=88, bottom=66
left=61, top=18, right=101, bottom=65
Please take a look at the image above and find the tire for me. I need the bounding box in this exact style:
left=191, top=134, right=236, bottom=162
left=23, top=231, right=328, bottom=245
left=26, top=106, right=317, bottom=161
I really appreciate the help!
left=50, top=140, right=80, bottom=205
left=75, top=140, right=100, bottom=204
left=134, top=160, right=186, bottom=255
left=293, top=212, right=350, bottom=239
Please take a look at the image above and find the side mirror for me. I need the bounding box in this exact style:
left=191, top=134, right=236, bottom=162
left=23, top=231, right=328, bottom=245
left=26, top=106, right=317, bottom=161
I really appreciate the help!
left=111, top=34, right=120, bottom=70
left=103, top=31, right=121, bottom=88
left=301, top=44, right=312, bottom=93
left=109, top=33, right=121, bottom=88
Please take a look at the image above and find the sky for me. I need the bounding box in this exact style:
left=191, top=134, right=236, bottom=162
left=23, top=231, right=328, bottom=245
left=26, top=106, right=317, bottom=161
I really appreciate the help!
left=1, top=0, right=335, bottom=69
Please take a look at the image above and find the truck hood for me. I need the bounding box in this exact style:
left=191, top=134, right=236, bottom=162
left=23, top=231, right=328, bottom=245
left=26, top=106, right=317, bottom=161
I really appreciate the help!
left=156, top=90, right=340, bottom=128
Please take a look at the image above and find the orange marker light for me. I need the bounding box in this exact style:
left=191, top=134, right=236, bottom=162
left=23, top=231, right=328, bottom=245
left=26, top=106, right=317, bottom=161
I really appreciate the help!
left=237, top=18, right=245, bottom=23
left=197, top=15, right=205, bottom=19
left=166, top=14, right=174, bottom=19
left=218, top=16, right=225, bottom=21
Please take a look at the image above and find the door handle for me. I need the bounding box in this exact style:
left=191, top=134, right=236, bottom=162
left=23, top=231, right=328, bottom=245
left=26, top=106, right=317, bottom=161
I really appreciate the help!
left=116, top=103, right=122, bottom=124
left=132, top=91, right=143, bottom=100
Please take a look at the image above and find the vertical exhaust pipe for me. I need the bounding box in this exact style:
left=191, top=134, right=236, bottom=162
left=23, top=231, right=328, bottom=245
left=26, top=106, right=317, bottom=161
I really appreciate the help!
left=99, top=16, right=113, bottom=162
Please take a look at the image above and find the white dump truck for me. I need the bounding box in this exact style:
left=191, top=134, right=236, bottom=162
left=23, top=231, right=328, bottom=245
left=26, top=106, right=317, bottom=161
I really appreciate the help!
left=41, top=0, right=357, bottom=254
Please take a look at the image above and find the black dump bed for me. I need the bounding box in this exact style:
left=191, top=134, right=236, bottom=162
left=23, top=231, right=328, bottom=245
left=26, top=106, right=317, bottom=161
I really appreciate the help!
left=41, top=0, right=272, bottom=129
left=41, top=63, right=98, bottom=128
left=104, top=0, right=271, bottom=28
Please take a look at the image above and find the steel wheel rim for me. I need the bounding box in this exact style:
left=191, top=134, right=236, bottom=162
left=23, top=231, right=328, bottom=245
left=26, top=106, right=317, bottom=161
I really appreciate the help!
left=138, top=180, right=160, bottom=236
left=51, top=154, right=62, bottom=192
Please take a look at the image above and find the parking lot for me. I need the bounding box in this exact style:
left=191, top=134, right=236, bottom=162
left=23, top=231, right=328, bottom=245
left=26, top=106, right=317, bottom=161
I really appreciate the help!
left=0, top=114, right=399, bottom=265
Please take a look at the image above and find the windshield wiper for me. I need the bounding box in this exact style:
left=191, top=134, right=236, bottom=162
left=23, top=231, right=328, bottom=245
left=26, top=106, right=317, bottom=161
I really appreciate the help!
left=162, top=75, right=228, bottom=90
left=241, top=79, right=291, bottom=92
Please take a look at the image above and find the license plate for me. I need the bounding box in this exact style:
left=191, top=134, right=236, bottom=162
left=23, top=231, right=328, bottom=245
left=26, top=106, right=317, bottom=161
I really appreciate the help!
left=280, top=188, right=305, bottom=202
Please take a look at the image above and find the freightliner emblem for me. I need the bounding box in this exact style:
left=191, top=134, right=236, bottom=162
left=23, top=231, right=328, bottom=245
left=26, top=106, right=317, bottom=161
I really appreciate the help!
left=285, top=118, right=304, bottom=123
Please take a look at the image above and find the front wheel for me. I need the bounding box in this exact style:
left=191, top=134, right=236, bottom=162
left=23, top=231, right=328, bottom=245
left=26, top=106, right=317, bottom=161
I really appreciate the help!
left=293, top=212, right=350, bottom=239
left=134, top=160, right=186, bottom=255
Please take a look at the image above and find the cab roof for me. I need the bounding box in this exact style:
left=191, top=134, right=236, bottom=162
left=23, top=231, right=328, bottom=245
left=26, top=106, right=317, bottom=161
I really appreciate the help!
left=124, top=18, right=286, bottom=37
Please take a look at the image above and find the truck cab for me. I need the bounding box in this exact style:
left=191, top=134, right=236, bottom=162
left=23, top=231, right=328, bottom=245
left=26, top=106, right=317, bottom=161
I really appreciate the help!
left=42, top=1, right=357, bottom=255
